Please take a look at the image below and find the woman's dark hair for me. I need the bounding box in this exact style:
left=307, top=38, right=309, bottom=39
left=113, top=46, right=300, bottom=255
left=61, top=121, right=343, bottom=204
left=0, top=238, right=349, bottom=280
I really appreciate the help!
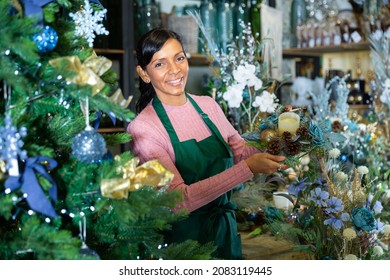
left=135, top=28, right=184, bottom=113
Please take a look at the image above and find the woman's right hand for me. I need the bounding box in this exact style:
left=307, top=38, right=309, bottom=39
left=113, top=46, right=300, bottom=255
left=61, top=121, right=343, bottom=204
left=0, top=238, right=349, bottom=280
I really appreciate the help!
left=244, top=152, right=288, bottom=174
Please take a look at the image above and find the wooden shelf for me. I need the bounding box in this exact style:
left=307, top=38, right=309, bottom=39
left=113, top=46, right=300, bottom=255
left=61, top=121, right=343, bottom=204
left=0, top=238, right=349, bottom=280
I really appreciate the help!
left=283, top=41, right=370, bottom=57
left=94, top=48, right=126, bottom=55
left=98, top=127, right=125, bottom=133
left=349, top=104, right=370, bottom=110
left=185, top=42, right=371, bottom=65
left=188, top=53, right=210, bottom=66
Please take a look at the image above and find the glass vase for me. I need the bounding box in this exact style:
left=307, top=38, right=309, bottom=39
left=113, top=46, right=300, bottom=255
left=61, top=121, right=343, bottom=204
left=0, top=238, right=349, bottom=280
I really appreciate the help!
left=290, top=0, right=307, bottom=48
left=199, top=0, right=218, bottom=53
left=139, top=0, right=161, bottom=36
left=217, top=0, right=234, bottom=52
left=250, top=0, right=261, bottom=40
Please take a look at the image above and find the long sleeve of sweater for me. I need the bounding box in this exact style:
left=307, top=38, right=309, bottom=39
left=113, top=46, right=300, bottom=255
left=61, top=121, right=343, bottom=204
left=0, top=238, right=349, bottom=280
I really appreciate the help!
left=127, top=94, right=258, bottom=212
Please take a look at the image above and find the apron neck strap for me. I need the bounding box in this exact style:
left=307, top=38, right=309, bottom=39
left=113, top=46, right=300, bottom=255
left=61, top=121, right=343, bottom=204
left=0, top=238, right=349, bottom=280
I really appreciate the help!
left=187, top=95, right=233, bottom=158
left=152, top=95, right=180, bottom=143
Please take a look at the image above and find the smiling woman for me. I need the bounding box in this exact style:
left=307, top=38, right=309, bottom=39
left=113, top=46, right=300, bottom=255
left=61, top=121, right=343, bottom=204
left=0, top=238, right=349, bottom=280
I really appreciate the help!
left=136, top=37, right=189, bottom=106
left=127, top=28, right=289, bottom=260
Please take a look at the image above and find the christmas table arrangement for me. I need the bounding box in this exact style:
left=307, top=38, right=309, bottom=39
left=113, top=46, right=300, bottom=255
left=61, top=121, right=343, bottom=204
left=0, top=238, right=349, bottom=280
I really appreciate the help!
left=239, top=75, right=390, bottom=260
left=192, top=7, right=390, bottom=260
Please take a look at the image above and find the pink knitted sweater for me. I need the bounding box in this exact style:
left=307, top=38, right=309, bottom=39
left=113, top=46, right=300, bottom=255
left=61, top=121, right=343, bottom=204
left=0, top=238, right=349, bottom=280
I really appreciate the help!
left=127, top=94, right=257, bottom=212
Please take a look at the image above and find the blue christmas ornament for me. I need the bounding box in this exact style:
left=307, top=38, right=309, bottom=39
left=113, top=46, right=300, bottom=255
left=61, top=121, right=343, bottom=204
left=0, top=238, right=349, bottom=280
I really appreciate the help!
left=72, top=127, right=106, bottom=163
left=33, top=25, right=58, bottom=53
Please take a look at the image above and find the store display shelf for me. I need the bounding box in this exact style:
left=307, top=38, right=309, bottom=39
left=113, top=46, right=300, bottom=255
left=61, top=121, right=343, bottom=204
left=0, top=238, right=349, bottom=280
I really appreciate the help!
left=283, top=41, right=370, bottom=57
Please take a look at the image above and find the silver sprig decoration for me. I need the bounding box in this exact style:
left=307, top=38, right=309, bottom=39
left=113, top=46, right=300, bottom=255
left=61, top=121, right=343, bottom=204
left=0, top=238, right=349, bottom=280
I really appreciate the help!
left=69, top=0, right=109, bottom=48
left=330, top=75, right=350, bottom=121
left=0, top=114, right=27, bottom=171
left=369, top=27, right=390, bottom=113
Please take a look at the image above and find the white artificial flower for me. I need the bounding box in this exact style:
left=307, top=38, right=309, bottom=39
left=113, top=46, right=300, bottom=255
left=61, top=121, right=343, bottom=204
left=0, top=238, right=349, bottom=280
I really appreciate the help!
left=342, top=228, right=357, bottom=241
left=373, top=246, right=384, bottom=256
left=232, top=63, right=255, bottom=84
left=223, top=83, right=244, bottom=108
left=385, top=27, right=390, bottom=39
left=233, top=63, right=263, bottom=90
left=380, top=78, right=390, bottom=106
left=300, top=154, right=310, bottom=166
left=335, top=171, right=348, bottom=182
left=344, top=254, right=358, bottom=260
left=252, top=91, right=278, bottom=113
left=357, top=165, right=369, bottom=175
left=383, top=225, right=390, bottom=236
left=329, top=148, right=341, bottom=158
left=247, top=75, right=263, bottom=91
left=372, top=29, right=383, bottom=41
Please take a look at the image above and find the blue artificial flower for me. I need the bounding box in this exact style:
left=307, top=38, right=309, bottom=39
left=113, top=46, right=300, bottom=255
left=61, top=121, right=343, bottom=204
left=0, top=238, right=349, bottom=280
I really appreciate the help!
left=313, top=178, right=328, bottom=190
left=210, top=60, right=221, bottom=68
left=242, top=88, right=250, bottom=101
left=377, top=218, right=384, bottom=232
left=340, top=212, right=350, bottom=222
left=326, top=197, right=344, bottom=213
left=309, top=187, right=329, bottom=207
left=259, top=114, right=278, bottom=131
left=259, top=122, right=268, bottom=131
left=373, top=201, right=383, bottom=214
left=351, top=207, right=376, bottom=231
left=321, top=119, right=332, bottom=132
left=347, top=121, right=359, bottom=132
left=363, top=195, right=383, bottom=214
left=296, top=214, right=314, bottom=228
left=287, top=178, right=309, bottom=197
left=324, top=215, right=344, bottom=229
left=309, top=121, right=325, bottom=147
left=264, top=206, right=286, bottom=223
left=212, top=77, right=223, bottom=90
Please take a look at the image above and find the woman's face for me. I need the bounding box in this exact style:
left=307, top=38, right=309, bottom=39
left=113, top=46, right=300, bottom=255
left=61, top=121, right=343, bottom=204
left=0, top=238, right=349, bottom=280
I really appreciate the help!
left=142, top=38, right=189, bottom=104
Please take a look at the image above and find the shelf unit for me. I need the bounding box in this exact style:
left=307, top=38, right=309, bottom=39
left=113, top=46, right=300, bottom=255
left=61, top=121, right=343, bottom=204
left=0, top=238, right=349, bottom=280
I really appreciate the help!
left=282, top=41, right=370, bottom=56
left=92, top=0, right=135, bottom=154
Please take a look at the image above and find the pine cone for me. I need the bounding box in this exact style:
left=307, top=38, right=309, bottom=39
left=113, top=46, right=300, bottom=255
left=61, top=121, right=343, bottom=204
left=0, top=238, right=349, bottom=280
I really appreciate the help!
left=332, top=120, right=343, bottom=132
left=296, top=126, right=311, bottom=141
left=281, top=105, right=292, bottom=113
left=267, top=139, right=283, bottom=155
left=282, top=131, right=292, bottom=142
left=285, top=140, right=302, bottom=156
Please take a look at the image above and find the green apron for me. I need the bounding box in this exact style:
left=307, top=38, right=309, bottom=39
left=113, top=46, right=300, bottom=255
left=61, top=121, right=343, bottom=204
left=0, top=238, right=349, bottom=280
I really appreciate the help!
left=153, top=94, right=242, bottom=259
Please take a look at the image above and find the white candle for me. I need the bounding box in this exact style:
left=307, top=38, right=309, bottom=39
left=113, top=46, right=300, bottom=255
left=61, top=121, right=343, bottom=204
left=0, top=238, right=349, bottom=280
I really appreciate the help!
left=278, top=112, right=300, bottom=135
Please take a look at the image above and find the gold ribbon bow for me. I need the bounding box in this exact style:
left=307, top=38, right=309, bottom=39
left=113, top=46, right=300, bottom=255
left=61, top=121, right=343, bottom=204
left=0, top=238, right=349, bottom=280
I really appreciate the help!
left=109, top=88, right=133, bottom=109
left=101, top=157, right=174, bottom=199
left=49, top=52, right=111, bottom=95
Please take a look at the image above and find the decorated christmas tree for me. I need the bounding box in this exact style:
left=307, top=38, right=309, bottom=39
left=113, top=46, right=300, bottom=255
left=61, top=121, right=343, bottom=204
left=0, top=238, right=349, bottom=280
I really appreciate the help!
left=0, top=0, right=214, bottom=260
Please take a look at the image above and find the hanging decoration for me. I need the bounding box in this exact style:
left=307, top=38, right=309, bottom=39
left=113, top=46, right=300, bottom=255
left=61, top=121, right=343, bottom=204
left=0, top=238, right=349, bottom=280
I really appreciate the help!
left=69, top=0, right=109, bottom=48
left=78, top=215, right=100, bottom=259
left=32, top=25, right=58, bottom=52
left=71, top=94, right=106, bottom=163
left=0, top=114, right=28, bottom=176
left=101, top=157, right=174, bottom=199
left=71, top=126, right=106, bottom=164
left=0, top=85, right=27, bottom=176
